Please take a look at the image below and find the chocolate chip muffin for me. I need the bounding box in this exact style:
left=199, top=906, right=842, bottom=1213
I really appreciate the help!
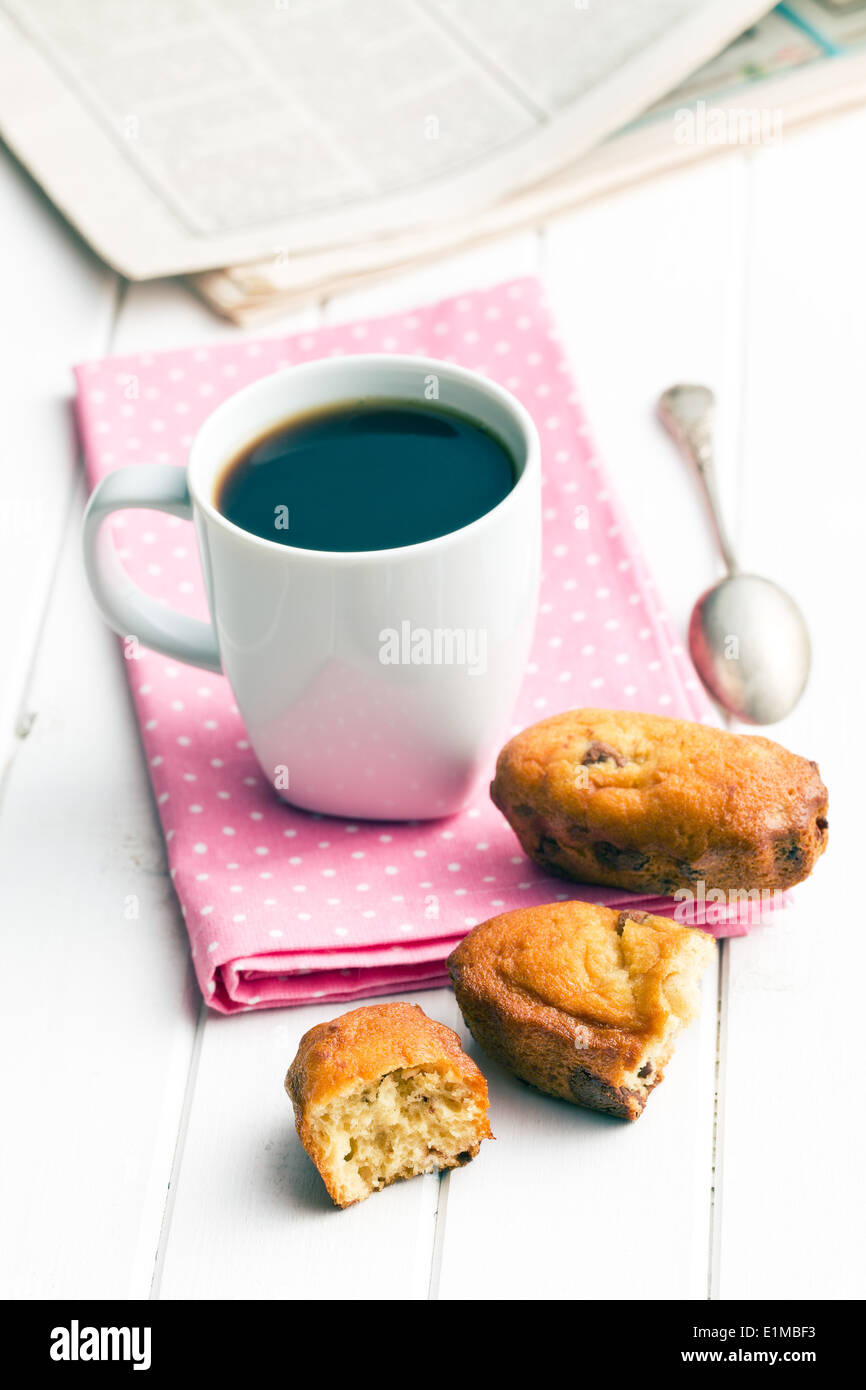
left=286, top=1003, right=492, bottom=1207
left=491, top=708, right=828, bottom=895
left=448, top=900, right=716, bottom=1120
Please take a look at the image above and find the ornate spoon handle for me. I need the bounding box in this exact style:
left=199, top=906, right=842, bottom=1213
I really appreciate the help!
left=657, top=383, right=739, bottom=575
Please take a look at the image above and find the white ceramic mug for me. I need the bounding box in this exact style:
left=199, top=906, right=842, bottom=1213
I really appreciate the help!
left=83, top=355, right=541, bottom=819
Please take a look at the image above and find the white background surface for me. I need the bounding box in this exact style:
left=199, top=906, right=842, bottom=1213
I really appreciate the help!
left=1, top=105, right=864, bottom=1300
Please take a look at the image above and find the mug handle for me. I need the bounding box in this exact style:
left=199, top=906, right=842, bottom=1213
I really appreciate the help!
left=82, top=465, right=222, bottom=672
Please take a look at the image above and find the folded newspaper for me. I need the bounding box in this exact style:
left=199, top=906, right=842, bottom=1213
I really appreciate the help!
left=1, top=0, right=865, bottom=322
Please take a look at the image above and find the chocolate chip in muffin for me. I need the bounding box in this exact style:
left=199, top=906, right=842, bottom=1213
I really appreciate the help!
left=593, top=842, right=649, bottom=873
left=673, top=857, right=702, bottom=884
left=616, top=909, right=650, bottom=935
left=774, top=836, right=805, bottom=868
left=581, top=740, right=627, bottom=767
left=538, top=835, right=561, bottom=861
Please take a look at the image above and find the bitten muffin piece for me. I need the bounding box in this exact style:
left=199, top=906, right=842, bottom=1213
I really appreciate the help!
left=285, top=1002, right=492, bottom=1208
left=491, top=708, right=828, bottom=895
left=449, top=901, right=716, bottom=1120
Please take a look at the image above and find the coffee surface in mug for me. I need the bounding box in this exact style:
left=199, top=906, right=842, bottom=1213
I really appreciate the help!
left=215, top=398, right=516, bottom=551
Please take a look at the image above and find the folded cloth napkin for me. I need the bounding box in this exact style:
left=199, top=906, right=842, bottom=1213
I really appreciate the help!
left=74, top=276, right=769, bottom=1013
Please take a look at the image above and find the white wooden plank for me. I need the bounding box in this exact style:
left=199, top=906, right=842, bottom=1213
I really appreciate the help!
left=0, top=478, right=199, bottom=1298
left=714, top=108, right=866, bottom=1300
left=156, top=988, right=456, bottom=1300
left=436, top=953, right=720, bottom=1300
left=0, top=149, right=117, bottom=754
left=430, top=158, right=749, bottom=1300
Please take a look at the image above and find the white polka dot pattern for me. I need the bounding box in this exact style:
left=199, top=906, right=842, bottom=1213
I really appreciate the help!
left=74, top=276, right=745, bottom=1015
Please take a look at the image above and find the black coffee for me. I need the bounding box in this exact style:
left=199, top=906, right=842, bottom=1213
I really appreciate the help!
left=215, top=399, right=516, bottom=552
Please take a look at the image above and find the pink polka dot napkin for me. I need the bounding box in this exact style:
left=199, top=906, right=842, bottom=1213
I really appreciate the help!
left=74, top=276, right=763, bottom=1014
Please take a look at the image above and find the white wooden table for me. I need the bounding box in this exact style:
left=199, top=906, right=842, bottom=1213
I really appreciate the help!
left=2, top=109, right=864, bottom=1302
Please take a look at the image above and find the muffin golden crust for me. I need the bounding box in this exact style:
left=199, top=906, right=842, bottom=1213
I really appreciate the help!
left=491, top=708, right=828, bottom=895
left=286, top=1002, right=492, bottom=1207
left=448, top=901, right=716, bottom=1120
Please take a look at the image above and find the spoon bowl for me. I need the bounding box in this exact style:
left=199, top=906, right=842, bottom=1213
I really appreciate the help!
left=688, top=572, right=811, bottom=725
left=657, top=383, right=811, bottom=725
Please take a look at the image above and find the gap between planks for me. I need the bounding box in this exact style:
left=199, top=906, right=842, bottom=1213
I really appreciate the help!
left=149, top=999, right=210, bottom=1300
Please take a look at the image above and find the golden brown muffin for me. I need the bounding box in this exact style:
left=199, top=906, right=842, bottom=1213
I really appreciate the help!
left=449, top=901, right=716, bottom=1120
left=491, top=708, right=828, bottom=895
left=285, top=1002, right=492, bottom=1207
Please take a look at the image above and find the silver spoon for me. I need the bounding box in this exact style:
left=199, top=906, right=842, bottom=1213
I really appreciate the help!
left=657, top=384, right=810, bottom=725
